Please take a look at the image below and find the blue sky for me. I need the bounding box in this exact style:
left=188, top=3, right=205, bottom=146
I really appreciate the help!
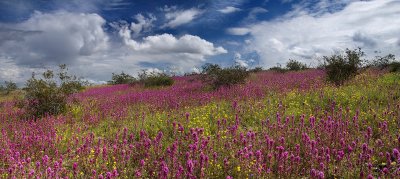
left=0, top=0, right=399, bottom=84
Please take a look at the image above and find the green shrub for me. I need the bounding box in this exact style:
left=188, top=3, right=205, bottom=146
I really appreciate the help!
left=108, top=72, right=136, bottom=85
left=269, top=66, right=287, bottom=73
left=138, top=71, right=174, bottom=87
left=323, top=48, right=364, bottom=85
left=389, top=62, right=400, bottom=72
left=0, top=80, right=18, bottom=95
left=370, top=54, right=395, bottom=69
left=23, top=64, right=86, bottom=118
left=249, top=66, right=263, bottom=73
left=286, top=59, right=308, bottom=71
left=202, top=63, right=249, bottom=89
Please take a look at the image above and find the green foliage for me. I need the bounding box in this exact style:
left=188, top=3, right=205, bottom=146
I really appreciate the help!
left=0, top=80, right=17, bottom=95
left=269, top=66, right=287, bottom=73
left=202, top=63, right=249, bottom=89
left=286, top=59, right=308, bottom=71
left=138, top=71, right=174, bottom=88
left=23, top=64, right=86, bottom=117
left=249, top=66, right=263, bottom=73
left=369, top=53, right=399, bottom=72
left=108, top=72, right=136, bottom=85
left=389, top=62, right=400, bottom=72
left=370, top=54, right=395, bottom=69
left=323, top=48, right=364, bottom=85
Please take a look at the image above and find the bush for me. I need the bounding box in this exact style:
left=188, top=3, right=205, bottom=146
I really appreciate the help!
left=269, top=66, right=287, bottom=73
left=389, top=62, right=400, bottom=72
left=323, top=48, right=364, bottom=85
left=108, top=72, right=136, bottom=85
left=369, top=54, right=399, bottom=72
left=202, top=63, right=249, bottom=89
left=286, top=59, right=308, bottom=71
left=249, top=66, right=263, bottom=73
left=0, top=80, right=17, bottom=95
left=370, top=54, right=395, bottom=69
left=23, top=64, right=86, bottom=118
left=138, top=71, right=174, bottom=87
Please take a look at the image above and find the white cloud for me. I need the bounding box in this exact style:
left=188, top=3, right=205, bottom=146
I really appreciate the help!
left=0, top=11, right=227, bottom=84
left=244, top=0, right=400, bottom=67
left=119, top=27, right=227, bottom=56
left=218, top=6, right=241, bottom=14
left=234, top=52, right=249, bottom=67
left=0, top=11, right=109, bottom=66
left=129, top=13, right=156, bottom=37
left=226, top=27, right=251, bottom=35
left=246, top=7, right=268, bottom=21
left=162, top=8, right=203, bottom=28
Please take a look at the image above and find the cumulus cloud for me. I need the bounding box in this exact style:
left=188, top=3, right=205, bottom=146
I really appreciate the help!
left=0, top=11, right=227, bottom=84
left=218, top=6, right=241, bottom=14
left=129, top=13, right=157, bottom=37
left=162, top=8, right=203, bottom=28
left=226, top=27, right=251, bottom=35
left=244, top=0, right=400, bottom=67
left=0, top=11, right=108, bottom=66
left=119, top=26, right=226, bottom=61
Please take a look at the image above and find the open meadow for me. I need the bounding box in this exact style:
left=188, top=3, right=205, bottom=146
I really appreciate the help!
left=1, top=69, right=399, bottom=178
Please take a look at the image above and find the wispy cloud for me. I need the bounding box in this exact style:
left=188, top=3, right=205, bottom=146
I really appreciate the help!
left=226, top=27, right=251, bottom=35
left=218, top=6, right=241, bottom=14
left=162, top=8, right=203, bottom=28
left=244, top=0, right=400, bottom=67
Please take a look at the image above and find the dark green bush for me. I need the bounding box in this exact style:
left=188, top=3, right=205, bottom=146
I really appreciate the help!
left=138, top=71, right=174, bottom=87
left=369, top=54, right=399, bottom=72
left=269, top=66, right=287, bottom=73
left=23, top=64, right=86, bottom=118
left=249, top=66, right=263, bottom=73
left=286, top=59, right=308, bottom=71
left=323, top=48, right=364, bottom=85
left=108, top=72, right=136, bottom=85
left=389, top=62, right=400, bottom=72
left=370, top=54, right=395, bottom=69
left=202, top=63, right=249, bottom=89
left=0, top=80, right=17, bottom=95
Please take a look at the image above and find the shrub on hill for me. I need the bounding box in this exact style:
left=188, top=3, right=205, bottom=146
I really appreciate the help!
left=369, top=53, right=400, bottom=72
left=0, top=80, right=17, bottom=95
left=138, top=71, right=174, bottom=87
left=108, top=72, right=136, bottom=85
left=249, top=66, right=263, bottom=73
left=201, top=63, right=249, bottom=89
left=286, top=59, right=308, bottom=71
left=23, top=64, right=86, bottom=118
left=322, top=48, right=364, bottom=85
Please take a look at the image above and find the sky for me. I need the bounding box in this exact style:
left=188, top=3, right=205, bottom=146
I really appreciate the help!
left=0, top=0, right=399, bottom=85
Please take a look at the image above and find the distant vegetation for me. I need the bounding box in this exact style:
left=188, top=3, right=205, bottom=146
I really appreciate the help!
left=107, top=72, right=136, bottom=85
left=138, top=71, right=174, bottom=87
left=0, top=80, right=17, bottom=95
left=201, top=63, right=249, bottom=89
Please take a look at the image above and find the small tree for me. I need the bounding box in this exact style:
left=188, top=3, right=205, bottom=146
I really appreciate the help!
left=0, top=80, right=17, bottom=95
left=108, top=72, right=136, bottom=85
left=286, top=59, right=307, bottom=71
left=138, top=71, right=174, bottom=88
left=23, top=64, right=86, bottom=118
left=323, top=48, right=364, bottom=85
left=201, top=64, right=249, bottom=89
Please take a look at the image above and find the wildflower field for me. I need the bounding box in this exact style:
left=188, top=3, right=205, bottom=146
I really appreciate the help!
left=1, top=69, right=399, bottom=178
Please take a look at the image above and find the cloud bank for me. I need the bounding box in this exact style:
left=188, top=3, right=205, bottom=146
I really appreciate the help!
left=0, top=11, right=227, bottom=84
left=241, top=0, right=400, bottom=67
